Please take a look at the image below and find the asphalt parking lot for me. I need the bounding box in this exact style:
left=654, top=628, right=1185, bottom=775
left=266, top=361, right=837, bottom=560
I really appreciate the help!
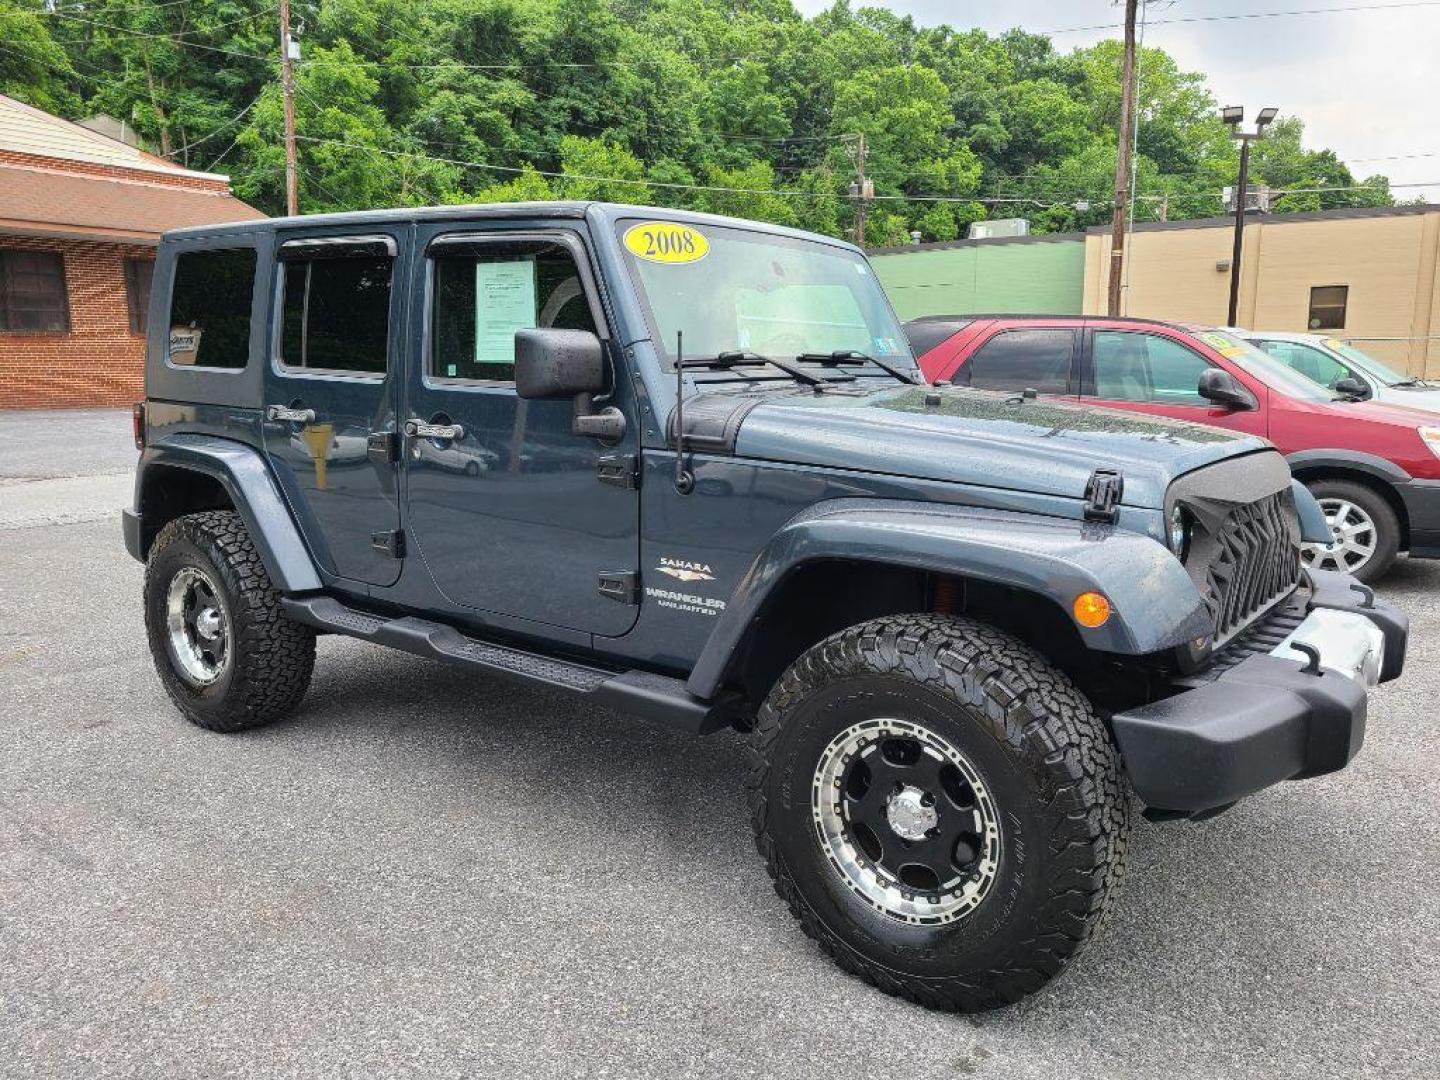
left=2, top=409, right=1437, bottom=1079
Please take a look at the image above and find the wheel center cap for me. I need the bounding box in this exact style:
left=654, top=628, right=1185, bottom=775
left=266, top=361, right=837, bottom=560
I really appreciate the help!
left=886, top=786, right=937, bottom=841
left=195, top=608, right=222, bottom=641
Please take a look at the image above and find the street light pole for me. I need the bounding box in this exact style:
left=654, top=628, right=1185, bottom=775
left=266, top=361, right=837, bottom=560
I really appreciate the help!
left=1227, top=136, right=1251, bottom=326
left=1222, top=105, right=1277, bottom=327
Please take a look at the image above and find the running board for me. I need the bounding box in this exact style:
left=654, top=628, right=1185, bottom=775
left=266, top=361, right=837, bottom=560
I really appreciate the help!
left=281, top=596, right=728, bottom=734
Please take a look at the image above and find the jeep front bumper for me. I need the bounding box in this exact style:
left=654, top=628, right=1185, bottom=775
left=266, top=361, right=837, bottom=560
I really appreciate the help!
left=1111, top=569, right=1407, bottom=816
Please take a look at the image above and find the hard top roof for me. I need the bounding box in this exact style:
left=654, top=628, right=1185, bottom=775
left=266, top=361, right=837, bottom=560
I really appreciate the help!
left=161, top=200, right=864, bottom=254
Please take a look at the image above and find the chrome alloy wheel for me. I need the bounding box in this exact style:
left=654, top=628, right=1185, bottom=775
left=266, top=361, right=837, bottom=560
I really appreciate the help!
left=165, top=566, right=230, bottom=686
left=1302, top=497, right=1379, bottom=574
left=812, top=718, right=1001, bottom=926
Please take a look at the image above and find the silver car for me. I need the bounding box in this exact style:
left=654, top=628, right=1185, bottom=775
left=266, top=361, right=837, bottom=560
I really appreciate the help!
left=1242, top=330, right=1440, bottom=411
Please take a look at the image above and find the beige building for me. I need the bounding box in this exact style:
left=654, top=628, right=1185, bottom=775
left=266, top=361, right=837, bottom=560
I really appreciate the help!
left=1083, top=205, right=1440, bottom=376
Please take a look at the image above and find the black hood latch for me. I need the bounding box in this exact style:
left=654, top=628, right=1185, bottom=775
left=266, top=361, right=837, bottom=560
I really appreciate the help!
left=1083, top=469, right=1124, bottom=524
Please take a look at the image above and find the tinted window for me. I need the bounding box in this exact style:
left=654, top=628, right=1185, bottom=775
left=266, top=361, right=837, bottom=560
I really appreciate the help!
left=431, top=241, right=596, bottom=383
left=280, top=257, right=393, bottom=374
left=168, top=248, right=256, bottom=368
left=1092, top=331, right=1211, bottom=405
left=1254, top=339, right=1352, bottom=387
left=958, top=328, right=1073, bottom=393
left=0, top=249, right=69, bottom=333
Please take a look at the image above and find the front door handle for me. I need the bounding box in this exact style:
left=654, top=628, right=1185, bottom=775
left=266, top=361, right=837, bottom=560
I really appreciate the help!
left=404, top=419, right=465, bottom=440
left=267, top=405, right=316, bottom=423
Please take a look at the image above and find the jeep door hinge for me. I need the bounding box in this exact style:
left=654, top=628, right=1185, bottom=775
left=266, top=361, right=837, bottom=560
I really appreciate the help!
left=597, top=570, right=640, bottom=604
left=597, top=452, right=641, bottom=490
left=1083, top=469, right=1124, bottom=524
left=371, top=529, right=406, bottom=558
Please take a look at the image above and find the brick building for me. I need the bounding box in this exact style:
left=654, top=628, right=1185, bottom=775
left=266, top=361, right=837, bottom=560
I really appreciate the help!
left=0, top=95, right=262, bottom=409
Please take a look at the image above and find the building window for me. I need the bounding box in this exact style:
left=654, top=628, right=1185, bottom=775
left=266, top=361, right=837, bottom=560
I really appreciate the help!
left=124, top=258, right=154, bottom=334
left=0, top=249, right=70, bottom=333
left=1309, top=285, right=1348, bottom=330
left=167, top=248, right=257, bottom=368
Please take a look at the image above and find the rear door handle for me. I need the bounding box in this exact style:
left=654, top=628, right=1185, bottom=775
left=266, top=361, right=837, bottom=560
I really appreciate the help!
left=404, top=419, right=465, bottom=440
left=267, top=405, right=316, bottom=423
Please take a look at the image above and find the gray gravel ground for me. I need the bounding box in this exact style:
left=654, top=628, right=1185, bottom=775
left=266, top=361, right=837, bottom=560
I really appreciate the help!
left=1, top=411, right=1437, bottom=1079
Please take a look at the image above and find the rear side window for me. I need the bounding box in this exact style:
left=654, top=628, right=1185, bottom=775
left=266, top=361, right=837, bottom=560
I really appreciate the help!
left=1091, top=331, right=1212, bottom=405
left=167, top=248, right=256, bottom=368
left=280, top=255, right=394, bottom=375
left=957, top=328, right=1073, bottom=393
left=430, top=240, right=597, bottom=383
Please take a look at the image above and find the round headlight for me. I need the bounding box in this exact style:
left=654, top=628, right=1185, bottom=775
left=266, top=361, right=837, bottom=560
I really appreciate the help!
left=1169, top=505, right=1189, bottom=557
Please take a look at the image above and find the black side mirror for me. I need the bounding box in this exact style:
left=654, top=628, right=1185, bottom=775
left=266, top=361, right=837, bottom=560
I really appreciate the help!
left=1333, top=376, right=1369, bottom=399
left=514, top=328, right=604, bottom=400
left=1197, top=368, right=1256, bottom=410
left=514, top=328, right=626, bottom=442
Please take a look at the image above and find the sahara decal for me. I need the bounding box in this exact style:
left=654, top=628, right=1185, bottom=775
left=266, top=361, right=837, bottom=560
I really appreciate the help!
left=655, top=556, right=715, bottom=582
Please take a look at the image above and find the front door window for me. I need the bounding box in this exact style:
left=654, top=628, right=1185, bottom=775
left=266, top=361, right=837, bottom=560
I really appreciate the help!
left=1091, top=331, right=1213, bottom=406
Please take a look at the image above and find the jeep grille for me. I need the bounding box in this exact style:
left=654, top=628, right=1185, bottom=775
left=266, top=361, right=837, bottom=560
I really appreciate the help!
left=1185, top=489, right=1302, bottom=645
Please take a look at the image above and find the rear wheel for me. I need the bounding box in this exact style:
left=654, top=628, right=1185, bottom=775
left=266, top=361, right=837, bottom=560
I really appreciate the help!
left=1301, top=479, right=1400, bottom=583
left=144, top=510, right=315, bottom=731
left=748, top=614, right=1130, bottom=1011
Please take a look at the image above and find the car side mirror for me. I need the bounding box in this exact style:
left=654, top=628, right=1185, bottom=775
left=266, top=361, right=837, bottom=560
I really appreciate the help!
left=515, top=328, right=605, bottom=400
left=1333, top=376, right=1369, bottom=399
left=514, top=328, right=626, bottom=443
left=1197, top=368, right=1256, bottom=410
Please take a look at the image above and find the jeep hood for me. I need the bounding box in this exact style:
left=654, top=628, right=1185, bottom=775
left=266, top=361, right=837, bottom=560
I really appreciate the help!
left=727, top=385, right=1269, bottom=509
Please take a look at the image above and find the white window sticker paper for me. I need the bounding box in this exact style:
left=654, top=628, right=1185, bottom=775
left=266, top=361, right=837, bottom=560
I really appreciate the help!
left=474, top=258, right=537, bottom=367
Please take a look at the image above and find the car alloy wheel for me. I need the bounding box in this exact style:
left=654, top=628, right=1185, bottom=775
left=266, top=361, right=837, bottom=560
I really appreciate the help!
left=1302, top=497, right=1378, bottom=575
left=811, top=717, right=1001, bottom=926
left=165, top=565, right=231, bottom=686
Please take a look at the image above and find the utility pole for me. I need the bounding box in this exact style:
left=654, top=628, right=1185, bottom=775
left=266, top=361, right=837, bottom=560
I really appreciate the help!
left=1222, top=106, right=1278, bottom=326
left=849, top=133, right=872, bottom=248
left=1106, top=0, right=1139, bottom=316
left=278, top=0, right=299, bottom=216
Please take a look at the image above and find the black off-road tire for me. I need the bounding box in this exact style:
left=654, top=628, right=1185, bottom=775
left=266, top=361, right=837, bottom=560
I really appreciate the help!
left=1302, top=478, right=1401, bottom=584
left=748, top=614, right=1130, bottom=1012
left=144, top=510, right=316, bottom=732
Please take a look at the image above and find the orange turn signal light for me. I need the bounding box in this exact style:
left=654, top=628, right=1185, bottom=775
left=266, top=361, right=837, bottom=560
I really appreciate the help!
left=1073, top=592, right=1112, bottom=629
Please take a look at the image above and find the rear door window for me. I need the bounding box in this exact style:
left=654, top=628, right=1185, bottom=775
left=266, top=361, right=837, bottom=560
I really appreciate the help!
left=167, top=248, right=256, bottom=368
left=279, top=252, right=394, bottom=375
left=956, top=328, right=1074, bottom=393
left=1091, top=331, right=1212, bottom=405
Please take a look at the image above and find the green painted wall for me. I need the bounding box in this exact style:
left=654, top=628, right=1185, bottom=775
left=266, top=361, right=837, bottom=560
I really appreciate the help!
left=870, top=238, right=1086, bottom=320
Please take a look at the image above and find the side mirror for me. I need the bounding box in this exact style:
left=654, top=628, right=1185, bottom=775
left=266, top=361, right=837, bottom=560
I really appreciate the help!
left=513, top=328, right=626, bottom=443
left=514, top=328, right=604, bottom=400
left=1197, top=368, right=1256, bottom=410
left=1333, top=376, right=1369, bottom=399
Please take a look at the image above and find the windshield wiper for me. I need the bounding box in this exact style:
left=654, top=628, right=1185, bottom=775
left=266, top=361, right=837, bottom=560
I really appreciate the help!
left=678, top=350, right=841, bottom=388
left=797, top=349, right=921, bottom=385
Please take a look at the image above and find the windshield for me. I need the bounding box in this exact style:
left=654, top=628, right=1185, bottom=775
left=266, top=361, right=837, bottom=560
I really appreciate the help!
left=616, top=219, right=915, bottom=373
left=1194, top=329, right=1338, bottom=402
left=1327, top=340, right=1413, bottom=385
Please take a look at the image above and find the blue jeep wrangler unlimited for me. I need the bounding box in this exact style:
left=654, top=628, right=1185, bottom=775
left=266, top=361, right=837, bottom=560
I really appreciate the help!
left=124, top=203, right=1407, bottom=1010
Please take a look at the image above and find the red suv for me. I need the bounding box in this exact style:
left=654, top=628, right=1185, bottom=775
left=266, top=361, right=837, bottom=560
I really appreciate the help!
left=909, top=315, right=1440, bottom=582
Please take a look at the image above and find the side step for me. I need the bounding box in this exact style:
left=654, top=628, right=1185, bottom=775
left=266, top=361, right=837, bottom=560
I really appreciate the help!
left=281, top=596, right=729, bottom=734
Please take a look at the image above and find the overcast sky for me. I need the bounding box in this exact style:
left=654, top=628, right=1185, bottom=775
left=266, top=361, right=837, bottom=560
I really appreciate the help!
left=790, top=0, right=1440, bottom=202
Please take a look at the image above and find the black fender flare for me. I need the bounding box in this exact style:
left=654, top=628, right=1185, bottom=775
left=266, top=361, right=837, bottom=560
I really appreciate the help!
left=128, top=434, right=322, bottom=593
left=685, top=498, right=1212, bottom=699
left=1286, top=448, right=1412, bottom=486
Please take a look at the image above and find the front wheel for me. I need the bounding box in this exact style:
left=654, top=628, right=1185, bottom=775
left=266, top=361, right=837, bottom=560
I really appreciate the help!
left=1300, top=479, right=1401, bottom=584
left=748, top=614, right=1131, bottom=1012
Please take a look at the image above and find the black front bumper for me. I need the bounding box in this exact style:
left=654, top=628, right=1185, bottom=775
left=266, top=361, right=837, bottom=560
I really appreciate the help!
left=1111, top=570, right=1407, bottom=816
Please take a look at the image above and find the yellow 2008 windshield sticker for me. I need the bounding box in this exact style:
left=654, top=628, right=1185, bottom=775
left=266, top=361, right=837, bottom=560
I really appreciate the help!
left=623, top=222, right=709, bottom=265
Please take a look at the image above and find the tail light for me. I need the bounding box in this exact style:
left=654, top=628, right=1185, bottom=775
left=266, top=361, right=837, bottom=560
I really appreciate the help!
left=132, top=402, right=146, bottom=450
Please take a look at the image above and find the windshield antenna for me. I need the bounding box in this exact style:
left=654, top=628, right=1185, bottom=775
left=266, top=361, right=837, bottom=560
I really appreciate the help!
left=674, top=330, right=694, bottom=495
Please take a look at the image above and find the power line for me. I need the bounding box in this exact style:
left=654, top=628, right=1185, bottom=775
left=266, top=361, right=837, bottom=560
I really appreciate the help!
left=29, top=8, right=274, bottom=62
left=1047, top=0, right=1440, bottom=35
